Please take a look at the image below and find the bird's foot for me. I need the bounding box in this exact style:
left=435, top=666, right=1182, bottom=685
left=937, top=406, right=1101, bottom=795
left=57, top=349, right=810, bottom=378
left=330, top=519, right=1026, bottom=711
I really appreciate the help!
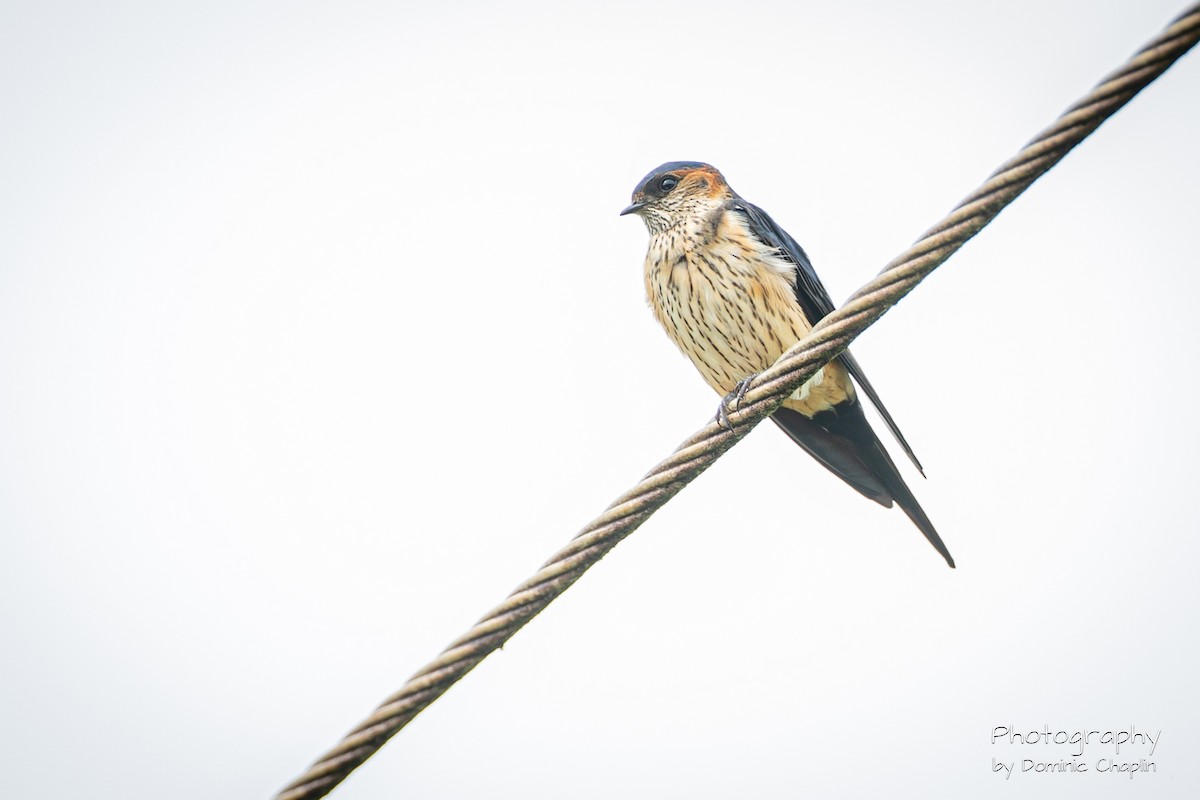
left=715, top=376, right=755, bottom=431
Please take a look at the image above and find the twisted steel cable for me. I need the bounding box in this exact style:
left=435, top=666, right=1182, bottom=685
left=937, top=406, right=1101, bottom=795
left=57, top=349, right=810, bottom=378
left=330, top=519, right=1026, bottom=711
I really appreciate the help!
left=276, top=6, right=1200, bottom=798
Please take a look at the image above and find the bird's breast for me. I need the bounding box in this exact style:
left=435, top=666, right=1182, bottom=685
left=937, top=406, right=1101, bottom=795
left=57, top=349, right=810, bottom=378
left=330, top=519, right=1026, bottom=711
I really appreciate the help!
left=643, top=212, right=852, bottom=415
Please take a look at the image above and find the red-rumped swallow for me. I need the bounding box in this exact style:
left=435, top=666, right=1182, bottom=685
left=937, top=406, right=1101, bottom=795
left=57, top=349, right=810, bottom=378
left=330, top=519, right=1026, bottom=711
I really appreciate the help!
left=622, top=161, right=954, bottom=568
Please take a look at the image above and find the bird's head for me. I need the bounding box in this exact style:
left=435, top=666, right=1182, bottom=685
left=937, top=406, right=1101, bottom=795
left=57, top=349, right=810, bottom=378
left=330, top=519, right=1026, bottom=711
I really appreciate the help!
left=620, top=161, right=733, bottom=233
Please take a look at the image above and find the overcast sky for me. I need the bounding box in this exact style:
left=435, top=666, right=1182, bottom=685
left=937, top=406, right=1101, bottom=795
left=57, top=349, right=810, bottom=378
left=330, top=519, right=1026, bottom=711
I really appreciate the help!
left=3, top=1, right=1199, bottom=798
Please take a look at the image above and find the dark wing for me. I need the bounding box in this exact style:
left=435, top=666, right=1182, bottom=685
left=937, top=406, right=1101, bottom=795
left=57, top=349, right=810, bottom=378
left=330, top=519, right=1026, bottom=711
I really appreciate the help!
left=770, top=407, right=894, bottom=507
left=837, top=351, right=925, bottom=476
left=731, top=198, right=925, bottom=475
left=773, top=405, right=955, bottom=568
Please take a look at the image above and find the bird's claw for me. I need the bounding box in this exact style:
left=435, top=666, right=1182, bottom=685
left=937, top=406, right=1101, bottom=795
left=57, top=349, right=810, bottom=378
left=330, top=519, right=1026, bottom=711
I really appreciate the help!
left=715, top=376, right=755, bottom=431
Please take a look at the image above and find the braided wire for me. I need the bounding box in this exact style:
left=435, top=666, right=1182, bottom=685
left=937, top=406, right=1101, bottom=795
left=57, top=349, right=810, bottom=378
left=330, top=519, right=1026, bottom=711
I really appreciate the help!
left=275, top=6, right=1200, bottom=798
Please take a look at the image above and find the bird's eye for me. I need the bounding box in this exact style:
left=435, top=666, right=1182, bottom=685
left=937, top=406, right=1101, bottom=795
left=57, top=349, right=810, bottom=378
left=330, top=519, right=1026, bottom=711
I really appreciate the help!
left=659, top=176, right=679, bottom=193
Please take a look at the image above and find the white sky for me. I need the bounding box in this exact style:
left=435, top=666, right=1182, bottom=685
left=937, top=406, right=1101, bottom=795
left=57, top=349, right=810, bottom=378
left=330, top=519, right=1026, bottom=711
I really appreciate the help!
left=2, top=1, right=1198, bottom=798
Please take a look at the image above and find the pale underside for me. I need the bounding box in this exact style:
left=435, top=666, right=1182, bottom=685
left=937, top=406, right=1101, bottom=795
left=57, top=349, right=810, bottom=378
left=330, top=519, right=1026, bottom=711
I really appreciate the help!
left=644, top=207, right=855, bottom=417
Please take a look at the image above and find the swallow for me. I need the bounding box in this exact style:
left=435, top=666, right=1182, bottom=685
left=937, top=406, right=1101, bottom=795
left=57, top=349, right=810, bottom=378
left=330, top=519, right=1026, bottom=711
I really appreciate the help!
left=622, top=161, right=954, bottom=567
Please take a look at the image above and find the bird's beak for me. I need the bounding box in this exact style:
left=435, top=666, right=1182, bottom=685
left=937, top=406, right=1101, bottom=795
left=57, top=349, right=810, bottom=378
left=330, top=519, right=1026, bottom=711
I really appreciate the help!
left=619, top=201, right=646, bottom=216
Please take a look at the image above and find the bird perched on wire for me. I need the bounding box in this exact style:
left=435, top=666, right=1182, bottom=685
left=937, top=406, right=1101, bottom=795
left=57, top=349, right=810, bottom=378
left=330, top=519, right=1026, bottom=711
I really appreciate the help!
left=622, top=161, right=954, bottom=568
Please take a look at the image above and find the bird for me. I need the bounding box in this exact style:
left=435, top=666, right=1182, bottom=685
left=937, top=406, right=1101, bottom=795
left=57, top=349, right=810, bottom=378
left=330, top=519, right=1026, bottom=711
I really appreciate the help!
left=621, top=161, right=954, bottom=568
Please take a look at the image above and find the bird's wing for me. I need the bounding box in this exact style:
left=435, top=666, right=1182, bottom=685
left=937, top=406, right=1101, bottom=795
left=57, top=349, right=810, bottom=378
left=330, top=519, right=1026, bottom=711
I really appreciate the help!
left=770, top=407, right=894, bottom=507
left=731, top=199, right=925, bottom=475
left=773, top=405, right=954, bottom=568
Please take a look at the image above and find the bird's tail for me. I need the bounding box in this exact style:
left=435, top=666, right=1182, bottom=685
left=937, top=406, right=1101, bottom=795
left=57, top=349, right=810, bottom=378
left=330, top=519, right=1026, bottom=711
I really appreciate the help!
left=772, top=403, right=955, bottom=568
